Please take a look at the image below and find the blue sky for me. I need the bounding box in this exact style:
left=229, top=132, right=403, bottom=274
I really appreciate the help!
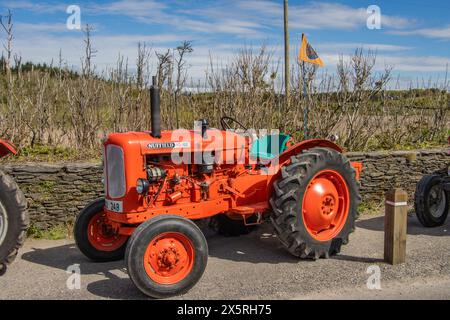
left=1, top=0, right=450, bottom=87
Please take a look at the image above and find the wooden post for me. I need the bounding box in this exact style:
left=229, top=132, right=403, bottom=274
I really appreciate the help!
left=384, top=188, right=408, bottom=265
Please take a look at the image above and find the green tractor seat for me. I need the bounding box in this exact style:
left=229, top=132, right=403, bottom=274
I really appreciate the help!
left=250, top=134, right=291, bottom=160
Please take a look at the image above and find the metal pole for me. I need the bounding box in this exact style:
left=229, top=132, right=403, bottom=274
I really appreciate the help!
left=284, top=0, right=290, bottom=119
left=302, top=62, right=309, bottom=139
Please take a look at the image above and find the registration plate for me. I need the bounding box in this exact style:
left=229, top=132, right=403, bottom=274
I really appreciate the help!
left=105, top=199, right=123, bottom=213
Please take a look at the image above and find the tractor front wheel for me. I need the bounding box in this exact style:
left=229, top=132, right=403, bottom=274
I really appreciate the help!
left=415, top=174, right=449, bottom=227
left=0, top=170, right=29, bottom=273
left=270, top=147, right=360, bottom=259
left=74, top=198, right=128, bottom=262
left=126, top=215, right=208, bottom=298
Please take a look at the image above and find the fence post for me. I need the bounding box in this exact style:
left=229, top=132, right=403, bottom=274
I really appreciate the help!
left=384, top=188, right=408, bottom=265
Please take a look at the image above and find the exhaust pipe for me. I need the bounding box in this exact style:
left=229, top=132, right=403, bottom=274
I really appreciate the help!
left=150, top=76, right=161, bottom=138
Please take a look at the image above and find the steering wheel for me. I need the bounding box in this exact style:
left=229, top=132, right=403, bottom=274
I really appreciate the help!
left=220, top=116, right=249, bottom=132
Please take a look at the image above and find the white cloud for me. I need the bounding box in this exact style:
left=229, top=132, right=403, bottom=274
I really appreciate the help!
left=236, top=1, right=411, bottom=31
left=289, top=2, right=410, bottom=30
left=321, top=52, right=450, bottom=73
left=314, top=42, right=413, bottom=53
left=3, top=0, right=448, bottom=82
left=10, top=29, right=237, bottom=79
left=88, top=0, right=167, bottom=20
left=83, top=0, right=413, bottom=37
left=391, top=25, right=450, bottom=40
left=0, top=0, right=65, bottom=13
left=15, top=22, right=67, bottom=33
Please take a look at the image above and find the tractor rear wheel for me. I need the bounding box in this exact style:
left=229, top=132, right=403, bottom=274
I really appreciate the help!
left=74, top=198, right=128, bottom=262
left=270, top=147, right=360, bottom=259
left=0, top=170, right=29, bottom=274
left=208, top=214, right=257, bottom=237
left=415, top=174, right=449, bottom=227
left=126, top=215, right=208, bottom=298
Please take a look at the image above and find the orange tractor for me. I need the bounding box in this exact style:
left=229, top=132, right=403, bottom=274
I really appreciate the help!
left=0, top=140, right=28, bottom=276
left=75, top=78, right=362, bottom=298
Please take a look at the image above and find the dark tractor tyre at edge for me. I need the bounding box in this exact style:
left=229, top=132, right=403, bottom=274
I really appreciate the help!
left=0, top=170, right=29, bottom=275
left=74, top=198, right=128, bottom=262
left=125, top=215, right=208, bottom=299
left=208, top=214, right=257, bottom=237
left=415, top=174, right=449, bottom=228
left=270, top=147, right=361, bottom=259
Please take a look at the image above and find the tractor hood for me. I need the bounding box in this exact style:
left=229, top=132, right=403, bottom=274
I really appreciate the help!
left=105, top=130, right=249, bottom=156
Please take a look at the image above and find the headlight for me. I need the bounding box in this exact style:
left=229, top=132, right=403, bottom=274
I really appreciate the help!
left=136, top=178, right=150, bottom=194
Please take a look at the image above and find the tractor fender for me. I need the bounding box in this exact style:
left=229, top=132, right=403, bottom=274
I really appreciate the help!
left=266, top=139, right=358, bottom=199
left=265, top=139, right=344, bottom=188
left=0, top=139, right=17, bottom=158
left=274, top=139, right=343, bottom=166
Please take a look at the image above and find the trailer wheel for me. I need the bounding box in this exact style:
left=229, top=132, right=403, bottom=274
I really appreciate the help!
left=74, top=199, right=128, bottom=262
left=126, top=215, right=208, bottom=298
left=415, top=174, right=449, bottom=227
left=270, top=147, right=360, bottom=259
left=208, top=214, right=257, bottom=237
left=0, top=170, right=29, bottom=272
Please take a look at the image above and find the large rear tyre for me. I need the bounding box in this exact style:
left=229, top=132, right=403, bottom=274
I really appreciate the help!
left=414, top=175, right=449, bottom=227
left=0, top=170, right=29, bottom=273
left=270, top=148, right=360, bottom=259
left=74, top=198, right=128, bottom=262
left=126, top=215, right=208, bottom=299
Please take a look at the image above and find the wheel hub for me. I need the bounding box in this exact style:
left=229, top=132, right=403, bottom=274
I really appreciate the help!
left=144, top=232, right=194, bottom=285
left=429, top=185, right=446, bottom=219
left=156, top=247, right=180, bottom=269
left=303, top=177, right=339, bottom=230
left=321, top=196, right=336, bottom=215
left=87, top=212, right=128, bottom=252
left=302, top=170, right=350, bottom=242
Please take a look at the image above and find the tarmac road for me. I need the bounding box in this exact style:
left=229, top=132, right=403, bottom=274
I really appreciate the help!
left=0, top=213, right=449, bottom=300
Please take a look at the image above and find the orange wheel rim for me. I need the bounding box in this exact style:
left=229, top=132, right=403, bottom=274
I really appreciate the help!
left=302, top=170, right=350, bottom=242
left=87, top=211, right=128, bottom=251
left=143, top=232, right=195, bottom=285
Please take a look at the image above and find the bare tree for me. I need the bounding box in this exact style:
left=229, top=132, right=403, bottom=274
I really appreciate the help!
left=0, top=10, right=16, bottom=140
left=136, top=42, right=151, bottom=90
left=67, top=24, right=102, bottom=148
left=174, top=41, right=193, bottom=128
left=155, top=49, right=172, bottom=88
left=82, top=24, right=97, bottom=77
left=155, top=49, right=173, bottom=128
left=0, top=10, right=13, bottom=80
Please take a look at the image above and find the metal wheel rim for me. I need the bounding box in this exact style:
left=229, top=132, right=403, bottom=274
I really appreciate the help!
left=429, top=185, right=446, bottom=219
left=0, top=201, right=8, bottom=246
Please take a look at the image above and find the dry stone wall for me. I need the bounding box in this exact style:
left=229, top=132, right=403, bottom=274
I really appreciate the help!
left=1, top=149, right=448, bottom=229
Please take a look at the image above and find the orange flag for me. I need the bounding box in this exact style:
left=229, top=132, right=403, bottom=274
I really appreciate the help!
left=299, top=33, right=324, bottom=67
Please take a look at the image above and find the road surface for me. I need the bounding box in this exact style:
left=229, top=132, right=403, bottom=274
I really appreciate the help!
left=1, top=213, right=449, bottom=300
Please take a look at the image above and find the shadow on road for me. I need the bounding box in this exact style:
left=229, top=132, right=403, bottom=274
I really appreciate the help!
left=25, top=215, right=442, bottom=299
left=21, top=243, right=148, bottom=300
left=202, top=224, right=307, bottom=264
left=20, top=223, right=310, bottom=299
left=357, top=214, right=450, bottom=237
left=331, top=255, right=384, bottom=264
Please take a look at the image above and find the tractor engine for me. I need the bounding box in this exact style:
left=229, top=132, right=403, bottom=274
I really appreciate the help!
left=103, top=128, right=263, bottom=221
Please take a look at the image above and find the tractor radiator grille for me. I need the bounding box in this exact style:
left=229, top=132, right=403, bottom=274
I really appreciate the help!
left=105, top=144, right=126, bottom=199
